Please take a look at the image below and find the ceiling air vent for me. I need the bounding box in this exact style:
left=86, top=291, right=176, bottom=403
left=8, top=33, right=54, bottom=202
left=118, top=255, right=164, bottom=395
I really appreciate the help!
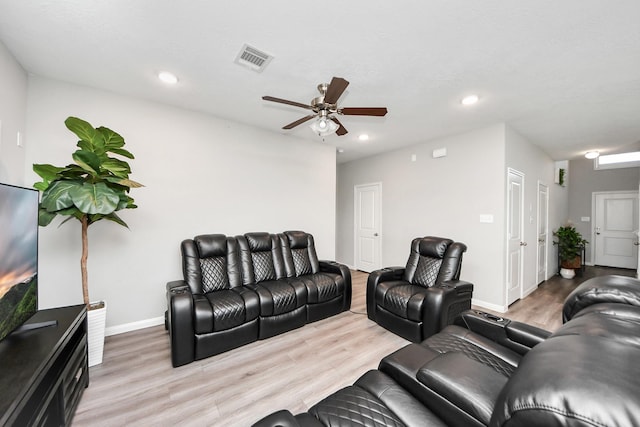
left=234, top=44, right=273, bottom=72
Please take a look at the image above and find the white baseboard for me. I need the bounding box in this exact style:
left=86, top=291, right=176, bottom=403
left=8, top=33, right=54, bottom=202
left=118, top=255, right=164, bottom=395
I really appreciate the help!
left=105, top=315, right=165, bottom=337
left=471, top=298, right=507, bottom=313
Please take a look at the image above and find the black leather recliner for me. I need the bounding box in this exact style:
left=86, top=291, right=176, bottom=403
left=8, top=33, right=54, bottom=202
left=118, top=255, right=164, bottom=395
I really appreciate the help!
left=280, top=231, right=352, bottom=322
left=238, top=232, right=309, bottom=339
left=367, top=236, right=472, bottom=342
left=166, top=234, right=260, bottom=367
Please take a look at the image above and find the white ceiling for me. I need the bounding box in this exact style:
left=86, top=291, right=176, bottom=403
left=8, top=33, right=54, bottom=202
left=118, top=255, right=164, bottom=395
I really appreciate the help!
left=1, top=1, right=639, bottom=163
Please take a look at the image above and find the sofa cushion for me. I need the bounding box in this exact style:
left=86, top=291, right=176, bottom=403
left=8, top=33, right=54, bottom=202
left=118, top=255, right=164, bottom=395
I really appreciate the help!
left=193, top=288, right=260, bottom=333
left=376, top=281, right=429, bottom=321
left=412, top=256, right=442, bottom=287
left=199, top=256, right=230, bottom=292
left=255, top=279, right=307, bottom=316
left=417, top=352, right=508, bottom=425
left=297, top=273, right=342, bottom=304
left=422, top=325, right=521, bottom=376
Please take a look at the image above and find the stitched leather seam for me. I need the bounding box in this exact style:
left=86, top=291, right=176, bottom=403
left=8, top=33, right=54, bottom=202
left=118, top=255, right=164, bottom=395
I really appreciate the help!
left=507, top=405, right=608, bottom=427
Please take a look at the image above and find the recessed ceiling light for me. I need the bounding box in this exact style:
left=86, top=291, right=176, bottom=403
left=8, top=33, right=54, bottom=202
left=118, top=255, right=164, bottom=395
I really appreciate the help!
left=358, top=134, right=369, bottom=141
left=461, top=94, right=479, bottom=106
left=584, top=151, right=600, bottom=159
left=158, top=71, right=178, bottom=85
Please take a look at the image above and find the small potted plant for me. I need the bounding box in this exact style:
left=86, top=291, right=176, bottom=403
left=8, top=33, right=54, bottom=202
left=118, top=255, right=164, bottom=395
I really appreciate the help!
left=33, top=116, right=142, bottom=366
left=553, top=225, right=588, bottom=279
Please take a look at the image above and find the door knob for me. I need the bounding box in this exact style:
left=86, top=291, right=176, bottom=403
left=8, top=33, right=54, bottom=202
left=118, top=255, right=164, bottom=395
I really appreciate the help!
left=374, top=233, right=379, bottom=236
left=634, top=242, right=639, bottom=246
left=520, top=242, right=528, bottom=246
left=538, top=238, right=545, bottom=243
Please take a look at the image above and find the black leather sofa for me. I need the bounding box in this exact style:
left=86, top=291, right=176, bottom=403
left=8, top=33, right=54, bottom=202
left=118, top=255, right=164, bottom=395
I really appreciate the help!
left=253, top=275, right=640, bottom=426
left=166, top=231, right=351, bottom=367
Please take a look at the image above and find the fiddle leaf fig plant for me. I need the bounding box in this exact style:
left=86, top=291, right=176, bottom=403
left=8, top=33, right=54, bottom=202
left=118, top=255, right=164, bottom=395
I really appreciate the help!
left=33, top=117, right=143, bottom=309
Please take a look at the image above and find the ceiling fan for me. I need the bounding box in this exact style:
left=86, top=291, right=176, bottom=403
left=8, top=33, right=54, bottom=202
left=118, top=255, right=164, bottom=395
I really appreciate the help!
left=262, top=77, right=387, bottom=136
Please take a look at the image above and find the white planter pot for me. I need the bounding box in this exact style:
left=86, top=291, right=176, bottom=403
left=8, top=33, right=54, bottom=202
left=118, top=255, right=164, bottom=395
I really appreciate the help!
left=560, top=268, right=576, bottom=279
left=87, top=301, right=107, bottom=367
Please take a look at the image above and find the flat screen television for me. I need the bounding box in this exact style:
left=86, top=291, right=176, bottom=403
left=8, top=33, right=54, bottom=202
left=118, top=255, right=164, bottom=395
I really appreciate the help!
left=0, top=182, right=39, bottom=342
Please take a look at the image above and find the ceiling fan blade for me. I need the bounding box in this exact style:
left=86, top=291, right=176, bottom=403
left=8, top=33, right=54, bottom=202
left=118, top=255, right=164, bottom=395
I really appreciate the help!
left=330, top=117, right=348, bottom=136
left=283, top=114, right=316, bottom=129
left=324, top=77, right=350, bottom=104
left=339, top=107, right=388, bottom=116
left=263, top=96, right=313, bottom=110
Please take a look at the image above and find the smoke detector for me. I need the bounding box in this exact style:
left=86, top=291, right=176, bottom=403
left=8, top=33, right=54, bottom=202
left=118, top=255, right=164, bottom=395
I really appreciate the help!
left=234, top=44, right=273, bottom=72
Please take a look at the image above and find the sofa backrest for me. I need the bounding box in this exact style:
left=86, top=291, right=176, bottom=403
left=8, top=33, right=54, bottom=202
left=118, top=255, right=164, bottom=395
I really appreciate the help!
left=490, top=303, right=640, bottom=427
left=280, top=230, right=320, bottom=278
left=562, top=274, right=640, bottom=322
left=181, top=234, right=242, bottom=294
left=237, top=232, right=286, bottom=285
left=403, top=236, right=467, bottom=287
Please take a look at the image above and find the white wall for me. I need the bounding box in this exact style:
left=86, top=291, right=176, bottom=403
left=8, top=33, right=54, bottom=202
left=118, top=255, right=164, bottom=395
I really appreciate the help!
left=337, top=125, right=507, bottom=309
left=505, top=126, right=567, bottom=294
left=24, top=76, right=337, bottom=332
left=0, top=40, right=28, bottom=185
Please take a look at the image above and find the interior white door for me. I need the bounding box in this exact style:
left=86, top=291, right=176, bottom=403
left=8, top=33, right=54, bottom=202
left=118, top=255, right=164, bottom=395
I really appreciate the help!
left=506, top=169, right=525, bottom=306
left=354, top=183, right=382, bottom=272
left=593, top=191, right=639, bottom=269
left=536, top=182, right=549, bottom=284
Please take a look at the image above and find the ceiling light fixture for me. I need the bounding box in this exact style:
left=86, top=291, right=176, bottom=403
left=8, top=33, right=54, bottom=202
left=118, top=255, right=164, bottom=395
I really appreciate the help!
left=461, top=94, right=479, bottom=106
left=358, top=134, right=369, bottom=141
left=158, top=71, right=178, bottom=85
left=309, top=113, right=338, bottom=136
left=584, top=151, right=600, bottom=159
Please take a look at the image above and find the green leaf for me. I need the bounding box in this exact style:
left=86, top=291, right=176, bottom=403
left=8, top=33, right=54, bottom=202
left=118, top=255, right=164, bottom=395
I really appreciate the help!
left=103, top=212, right=129, bottom=228
left=105, top=177, right=144, bottom=188
left=109, top=147, right=135, bottom=159
left=99, top=126, right=125, bottom=149
left=38, top=208, right=57, bottom=226
left=101, top=158, right=131, bottom=177
left=41, top=181, right=80, bottom=212
left=69, top=182, right=120, bottom=215
left=65, top=117, right=97, bottom=145
left=72, top=150, right=101, bottom=176
left=33, top=181, right=49, bottom=192
left=33, top=164, right=65, bottom=181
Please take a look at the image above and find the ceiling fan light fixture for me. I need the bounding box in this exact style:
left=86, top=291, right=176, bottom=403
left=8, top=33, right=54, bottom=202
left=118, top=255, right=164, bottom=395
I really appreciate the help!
left=461, top=94, right=479, bottom=106
left=585, top=151, right=600, bottom=159
left=310, top=117, right=339, bottom=136
left=158, top=71, right=178, bottom=85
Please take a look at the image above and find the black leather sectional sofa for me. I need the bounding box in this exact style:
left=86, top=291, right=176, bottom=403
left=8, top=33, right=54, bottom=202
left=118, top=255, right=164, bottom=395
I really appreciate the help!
left=166, top=231, right=351, bottom=367
left=253, top=275, right=640, bottom=426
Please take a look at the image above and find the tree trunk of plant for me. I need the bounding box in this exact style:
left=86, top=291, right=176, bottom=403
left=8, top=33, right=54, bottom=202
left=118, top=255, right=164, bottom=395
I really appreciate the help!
left=81, top=215, right=90, bottom=308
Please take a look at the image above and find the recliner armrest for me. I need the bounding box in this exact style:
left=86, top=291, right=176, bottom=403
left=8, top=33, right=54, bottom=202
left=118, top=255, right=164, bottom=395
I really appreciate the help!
left=366, top=267, right=405, bottom=320
left=166, top=280, right=196, bottom=367
left=318, top=260, right=350, bottom=278
left=456, top=310, right=550, bottom=355
left=440, top=279, right=473, bottom=294
left=505, top=321, right=551, bottom=348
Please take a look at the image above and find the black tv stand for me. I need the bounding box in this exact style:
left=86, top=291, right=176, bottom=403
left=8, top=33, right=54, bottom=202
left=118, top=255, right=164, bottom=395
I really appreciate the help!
left=12, top=320, right=58, bottom=334
left=0, top=305, right=88, bottom=426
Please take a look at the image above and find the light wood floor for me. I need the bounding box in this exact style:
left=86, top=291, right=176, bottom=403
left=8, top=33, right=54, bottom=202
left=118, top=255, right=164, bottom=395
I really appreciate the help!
left=73, top=266, right=635, bottom=426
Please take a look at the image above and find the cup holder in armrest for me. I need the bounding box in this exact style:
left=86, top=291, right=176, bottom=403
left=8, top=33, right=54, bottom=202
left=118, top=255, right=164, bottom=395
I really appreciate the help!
left=479, top=311, right=505, bottom=323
